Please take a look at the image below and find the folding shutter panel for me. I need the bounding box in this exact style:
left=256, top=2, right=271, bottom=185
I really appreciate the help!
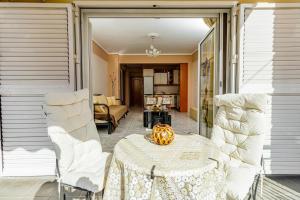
left=0, top=4, right=74, bottom=176
left=239, top=5, right=300, bottom=174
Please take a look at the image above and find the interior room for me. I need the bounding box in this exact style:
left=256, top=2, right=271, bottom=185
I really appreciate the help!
left=121, top=64, right=182, bottom=110
left=90, top=17, right=213, bottom=143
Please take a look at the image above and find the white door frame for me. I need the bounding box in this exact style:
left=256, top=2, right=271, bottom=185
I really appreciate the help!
left=80, top=8, right=228, bottom=91
left=79, top=8, right=231, bottom=127
left=74, top=1, right=237, bottom=8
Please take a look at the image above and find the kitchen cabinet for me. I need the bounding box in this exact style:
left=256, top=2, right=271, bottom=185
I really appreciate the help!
left=154, top=73, right=168, bottom=85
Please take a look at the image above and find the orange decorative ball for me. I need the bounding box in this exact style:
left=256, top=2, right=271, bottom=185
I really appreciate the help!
left=151, top=124, right=175, bottom=145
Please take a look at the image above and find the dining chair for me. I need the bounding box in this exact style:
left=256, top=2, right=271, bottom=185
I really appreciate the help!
left=145, top=96, right=157, bottom=105
left=156, top=96, right=163, bottom=106
left=44, top=89, right=111, bottom=200
left=211, top=93, right=269, bottom=200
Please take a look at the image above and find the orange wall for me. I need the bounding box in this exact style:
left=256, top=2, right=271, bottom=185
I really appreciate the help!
left=92, top=41, right=109, bottom=61
left=180, top=63, right=188, bottom=112
left=117, top=55, right=193, bottom=100
left=107, top=54, right=120, bottom=97
left=92, top=41, right=120, bottom=97
left=89, top=48, right=194, bottom=98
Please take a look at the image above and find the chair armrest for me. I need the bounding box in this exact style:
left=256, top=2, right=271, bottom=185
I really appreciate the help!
left=56, top=158, right=61, bottom=178
left=70, top=140, right=110, bottom=172
left=94, top=103, right=111, bottom=121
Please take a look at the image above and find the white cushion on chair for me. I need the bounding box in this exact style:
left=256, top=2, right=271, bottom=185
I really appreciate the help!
left=45, top=89, right=111, bottom=193
left=225, top=165, right=257, bottom=200
left=62, top=152, right=111, bottom=192
left=211, top=93, right=269, bottom=200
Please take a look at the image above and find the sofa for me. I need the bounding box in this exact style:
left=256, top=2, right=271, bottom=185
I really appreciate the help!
left=93, top=95, right=128, bottom=131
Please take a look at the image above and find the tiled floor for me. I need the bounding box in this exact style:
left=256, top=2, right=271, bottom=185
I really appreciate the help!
left=0, top=175, right=299, bottom=200
left=98, top=107, right=198, bottom=152
left=0, top=176, right=96, bottom=200
left=269, top=176, right=300, bottom=193
left=0, top=109, right=299, bottom=200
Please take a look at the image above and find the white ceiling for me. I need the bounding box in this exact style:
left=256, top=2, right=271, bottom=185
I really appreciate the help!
left=90, top=18, right=210, bottom=55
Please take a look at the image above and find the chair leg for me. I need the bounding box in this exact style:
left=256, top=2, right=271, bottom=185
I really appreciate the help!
left=58, top=181, right=65, bottom=200
left=253, top=174, right=261, bottom=200
left=86, top=191, right=94, bottom=200
left=108, top=123, right=112, bottom=135
left=248, top=195, right=252, bottom=200
left=86, top=191, right=90, bottom=199
left=248, top=185, right=253, bottom=200
left=58, top=181, right=61, bottom=200
left=91, top=192, right=96, bottom=200
left=260, top=173, right=264, bottom=199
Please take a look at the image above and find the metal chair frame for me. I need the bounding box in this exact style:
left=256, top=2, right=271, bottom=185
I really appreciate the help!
left=56, top=159, right=102, bottom=200
left=248, top=156, right=265, bottom=200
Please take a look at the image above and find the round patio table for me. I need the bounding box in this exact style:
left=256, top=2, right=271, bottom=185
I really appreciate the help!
left=103, top=134, right=226, bottom=200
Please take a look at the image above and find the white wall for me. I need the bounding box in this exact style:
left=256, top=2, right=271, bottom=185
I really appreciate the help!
left=92, top=52, right=108, bottom=95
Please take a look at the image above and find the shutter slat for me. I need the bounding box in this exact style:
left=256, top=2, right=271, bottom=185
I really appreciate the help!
left=2, top=119, right=46, bottom=124
left=1, top=80, right=69, bottom=85
left=245, top=9, right=300, bottom=15
left=244, top=70, right=300, bottom=75
left=0, top=19, right=67, bottom=24
left=0, top=57, right=68, bottom=62
left=0, top=33, right=67, bottom=39
left=241, top=7, right=300, bottom=174
left=0, top=52, right=68, bottom=57
left=0, top=24, right=67, bottom=29
left=2, top=72, right=68, bottom=76
left=0, top=47, right=68, bottom=53
left=3, top=128, right=47, bottom=133
left=0, top=38, right=67, bottom=43
left=0, top=43, right=68, bottom=48
left=3, top=137, right=50, bottom=142
left=0, top=9, right=66, bottom=15
left=0, top=14, right=67, bottom=20
left=0, top=67, right=68, bottom=71
left=0, top=28, right=67, bottom=34
left=0, top=61, right=68, bottom=66
left=2, top=105, right=45, bottom=111
left=1, top=76, right=69, bottom=80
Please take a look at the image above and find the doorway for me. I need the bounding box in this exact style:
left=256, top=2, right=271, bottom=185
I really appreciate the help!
left=81, top=9, right=231, bottom=135
left=130, top=77, right=144, bottom=107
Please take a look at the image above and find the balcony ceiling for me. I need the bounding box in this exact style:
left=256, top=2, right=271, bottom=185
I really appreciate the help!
left=90, top=18, right=210, bottom=55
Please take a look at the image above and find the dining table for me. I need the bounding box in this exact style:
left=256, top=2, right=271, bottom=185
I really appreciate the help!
left=103, top=133, right=226, bottom=200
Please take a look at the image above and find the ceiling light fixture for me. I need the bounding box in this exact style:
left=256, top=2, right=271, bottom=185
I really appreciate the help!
left=145, top=33, right=161, bottom=57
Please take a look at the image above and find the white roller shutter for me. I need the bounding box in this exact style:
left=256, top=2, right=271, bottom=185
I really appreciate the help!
left=238, top=4, right=300, bottom=174
left=0, top=4, right=75, bottom=176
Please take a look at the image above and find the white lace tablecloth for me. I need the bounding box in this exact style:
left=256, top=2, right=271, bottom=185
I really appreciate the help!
left=103, top=134, right=226, bottom=200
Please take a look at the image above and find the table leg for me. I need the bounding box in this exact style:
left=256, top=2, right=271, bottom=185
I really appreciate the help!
left=148, top=112, right=152, bottom=129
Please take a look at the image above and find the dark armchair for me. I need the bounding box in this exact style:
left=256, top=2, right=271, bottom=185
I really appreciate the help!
left=93, top=94, right=128, bottom=134
left=93, top=103, right=113, bottom=134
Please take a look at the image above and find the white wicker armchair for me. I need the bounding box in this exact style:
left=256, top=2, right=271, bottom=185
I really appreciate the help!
left=211, top=93, right=269, bottom=200
left=44, top=89, right=111, bottom=200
